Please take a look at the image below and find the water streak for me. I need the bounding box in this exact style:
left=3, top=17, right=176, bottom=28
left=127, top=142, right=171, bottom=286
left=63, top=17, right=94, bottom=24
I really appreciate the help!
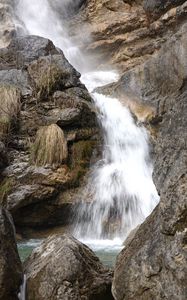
left=18, top=274, right=26, bottom=300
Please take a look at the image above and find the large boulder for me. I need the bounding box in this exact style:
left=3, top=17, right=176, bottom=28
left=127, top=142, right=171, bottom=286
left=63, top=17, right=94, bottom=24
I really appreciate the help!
left=24, top=234, right=114, bottom=300
left=0, top=35, right=59, bottom=70
left=112, top=23, right=187, bottom=300
left=0, top=208, right=23, bottom=300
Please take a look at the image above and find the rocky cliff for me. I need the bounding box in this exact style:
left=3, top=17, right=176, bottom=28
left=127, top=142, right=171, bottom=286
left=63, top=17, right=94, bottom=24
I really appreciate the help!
left=69, top=0, right=187, bottom=72
left=0, top=34, right=98, bottom=235
left=112, top=22, right=187, bottom=300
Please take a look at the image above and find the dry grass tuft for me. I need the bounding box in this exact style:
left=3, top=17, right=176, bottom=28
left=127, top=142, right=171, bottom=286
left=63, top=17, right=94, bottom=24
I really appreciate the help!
left=0, top=84, right=21, bottom=137
left=32, top=124, right=68, bottom=167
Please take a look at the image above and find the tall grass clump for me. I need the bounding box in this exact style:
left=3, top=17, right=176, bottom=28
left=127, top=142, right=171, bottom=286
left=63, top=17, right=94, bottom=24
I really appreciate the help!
left=32, top=124, right=68, bottom=167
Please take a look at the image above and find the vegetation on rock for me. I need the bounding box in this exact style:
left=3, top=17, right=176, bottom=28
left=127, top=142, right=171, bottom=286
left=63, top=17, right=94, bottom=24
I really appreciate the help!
left=0, top=84, right=21, bottom=139
left=31, top=124, right=68, bottom=167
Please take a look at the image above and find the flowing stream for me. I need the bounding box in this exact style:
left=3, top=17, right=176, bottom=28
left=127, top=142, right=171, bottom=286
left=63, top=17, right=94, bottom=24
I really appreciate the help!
left=16, top=0, right=159, bottom=260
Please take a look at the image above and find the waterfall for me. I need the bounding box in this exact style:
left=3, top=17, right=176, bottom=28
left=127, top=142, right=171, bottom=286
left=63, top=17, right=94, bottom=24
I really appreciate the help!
left=18, top=274, right=26, bottom=300
left=15, top=0, right=85, bottom=71
left=16, top=0, right=159, bottom=244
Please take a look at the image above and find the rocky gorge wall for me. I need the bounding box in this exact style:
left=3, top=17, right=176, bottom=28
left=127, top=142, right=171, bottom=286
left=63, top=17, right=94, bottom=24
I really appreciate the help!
left=0, top=0, right=187, bottom=299
left=69, top=0, right=187, bottom=72
left=69, top=0, right=187, bottom=299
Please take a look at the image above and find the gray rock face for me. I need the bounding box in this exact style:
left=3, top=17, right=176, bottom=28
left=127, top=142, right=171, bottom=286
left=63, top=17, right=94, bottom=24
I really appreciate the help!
left=0, top=0, right=16, bottom=48
left=143, top=0, right=186, bottom=20
left=24, top=234, right=114, bottom=300
left=0, top=208, right=22, bottom=300
left=114, top=23, right=187, bottom=103
left=112, top=23, right=187, bottom=300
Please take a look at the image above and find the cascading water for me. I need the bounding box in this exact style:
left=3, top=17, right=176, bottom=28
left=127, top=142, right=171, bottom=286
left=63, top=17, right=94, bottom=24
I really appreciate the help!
left=75, top=73, right=159, bottom=244
left=16, top=0, right=159, bottom=249
left=16, top=0, right=86, bottom=71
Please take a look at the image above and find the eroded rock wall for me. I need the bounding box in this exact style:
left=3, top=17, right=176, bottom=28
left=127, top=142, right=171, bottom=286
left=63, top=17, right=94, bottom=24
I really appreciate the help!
left=112, top=22, right=187, bottom=300
left=69, top=0, right=187, bottom=71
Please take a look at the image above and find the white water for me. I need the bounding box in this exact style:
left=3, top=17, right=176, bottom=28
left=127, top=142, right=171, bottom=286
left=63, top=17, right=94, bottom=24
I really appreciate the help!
left=18, top=274, right=26, bottom=300
left=16, top=0, right=159, bottom=248
left=16, top=0, right=86, bottom=71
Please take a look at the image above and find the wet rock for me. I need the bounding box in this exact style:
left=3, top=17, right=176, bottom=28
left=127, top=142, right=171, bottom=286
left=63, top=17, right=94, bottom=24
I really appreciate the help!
left=4, top=140, right=97, bottom=229
left=24, top=234, right=113, bottom=300
left=112, top=23, right=187, bottom=300
left=51, top=89, right=96, bottom=129
left=0, top=207, right=22, bottom=300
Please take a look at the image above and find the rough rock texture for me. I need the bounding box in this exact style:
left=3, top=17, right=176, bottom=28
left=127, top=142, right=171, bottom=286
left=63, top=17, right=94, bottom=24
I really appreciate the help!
left=69, top=0, right=187, bottom=71
left=0, top=0, right=16, bottom=48
left=0, top=208, right=23, bottom=300
left=24, top=234, right=114, bottom=300
left=0, top=35, right=98, bottom=232
left=112, top=23, right=187, bottom=300
left=143, top=0, right=186, bottom=20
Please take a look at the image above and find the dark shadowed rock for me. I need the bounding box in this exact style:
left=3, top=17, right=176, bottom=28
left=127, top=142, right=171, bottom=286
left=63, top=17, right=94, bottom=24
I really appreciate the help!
left=0, top=142, right=8, bottom=170
left=0, top=208, right=22, bottom=300
left=24, top=234, right=114, bottom=300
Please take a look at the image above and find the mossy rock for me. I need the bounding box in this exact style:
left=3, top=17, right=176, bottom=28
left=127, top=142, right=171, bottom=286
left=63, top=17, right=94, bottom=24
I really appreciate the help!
left=0, top=178, right=14, bottom=206
left=70, top=140, right=96, bottom=169
left=68, top=140, right=96, bottom=186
